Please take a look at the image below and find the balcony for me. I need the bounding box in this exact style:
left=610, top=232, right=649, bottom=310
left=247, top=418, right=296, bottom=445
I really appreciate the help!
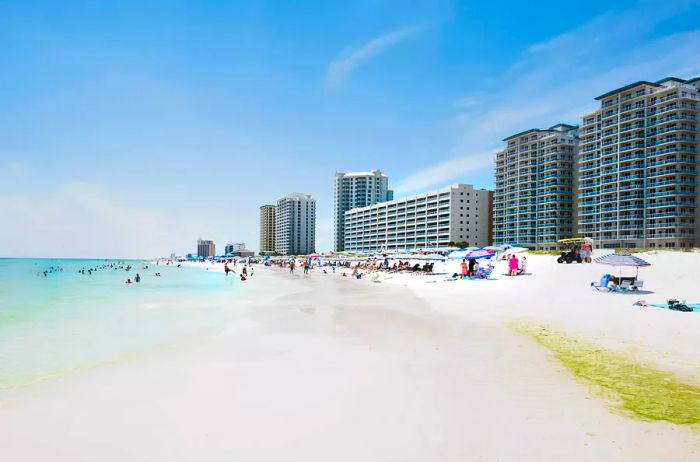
left=645, top=189, right=696, bottom=198
left=646, top=200, right=696, bottom=208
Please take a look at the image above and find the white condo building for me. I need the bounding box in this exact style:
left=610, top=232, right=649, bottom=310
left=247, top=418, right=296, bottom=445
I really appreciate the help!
left=343, top=184, right=492, bottom=253
left=494, top=124, right=579, bottom=250
left=578, top=77, right=699, bottom=249
left=334, top=170, right=392, bottom=252
left=275, top=193, right=316, bottom=255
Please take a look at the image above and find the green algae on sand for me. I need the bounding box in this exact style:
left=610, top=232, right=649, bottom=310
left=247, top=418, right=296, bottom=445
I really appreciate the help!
left=508, top=319, right=700, bottom=426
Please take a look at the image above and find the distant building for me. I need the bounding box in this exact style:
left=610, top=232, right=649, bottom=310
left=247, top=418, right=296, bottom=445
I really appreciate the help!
left=197, top=239, right=215, bottom=258
left=494, top=123, right=579, bottom=250
left=334, top=170, right=391, bottom=251
left=344, top=183, right=492, bottom=253
left=232, top=248, right=255, bottom=258
left=275, top=193, right=316, bottom=255
left=259, top=205, right=277, bottom=254
left=224, top=242, right=246, bottom=255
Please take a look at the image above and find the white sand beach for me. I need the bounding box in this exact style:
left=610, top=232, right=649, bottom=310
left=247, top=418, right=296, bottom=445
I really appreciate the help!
left=3, top=252, right=700, bottom=461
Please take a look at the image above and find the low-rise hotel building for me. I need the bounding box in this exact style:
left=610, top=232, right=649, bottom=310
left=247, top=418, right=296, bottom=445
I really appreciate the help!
left=493, top=124, right=579, bottom=250
left=578, top=77, right=699, bottom=249
left=343, top=184, right=492, bottom=253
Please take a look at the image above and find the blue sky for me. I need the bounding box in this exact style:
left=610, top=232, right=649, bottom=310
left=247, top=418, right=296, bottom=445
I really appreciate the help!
left=1, top=0, right=700, bottom=257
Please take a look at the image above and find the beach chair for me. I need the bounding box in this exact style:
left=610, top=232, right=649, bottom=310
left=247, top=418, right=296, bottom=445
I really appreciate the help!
left=614, top=280, right=633, bottom=293
left=591, top=274, right=611, bottom=291
left=632, top=280, right=644, bottom=290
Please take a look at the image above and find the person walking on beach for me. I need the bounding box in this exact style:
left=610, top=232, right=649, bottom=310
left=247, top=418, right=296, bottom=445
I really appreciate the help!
left=303, top=260, right=309, bottom=277
left=224, top=262, right=231, bottom=277
left=289, top=261, right=295, bottom=274
left=242, top=265, right=248, bottom=277
left=460, top=259, right=468, bottom=279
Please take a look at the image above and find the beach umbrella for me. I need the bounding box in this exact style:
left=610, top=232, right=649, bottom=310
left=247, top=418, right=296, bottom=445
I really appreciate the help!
left=594, top=253, right=650, bottom=267
left=594, top=253, right=650, bottom=279
left=484, top=245, right=504, bottom=252
left=448, top=248, right=494, bottom=260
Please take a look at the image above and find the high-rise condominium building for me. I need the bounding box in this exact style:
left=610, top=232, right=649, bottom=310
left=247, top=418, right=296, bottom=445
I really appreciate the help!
left=578, top=77, right=699, bottom=249
left=334, top=170, right=392, bottom=252
left=493, top=124, right=579, bottom=250
left=197, top=239, right=215, bottom=258
left=259, top=205, right=276, bottom=254
left=275, top=193, right=316, bottom=255
left=343, top=184, right=492, bottom=254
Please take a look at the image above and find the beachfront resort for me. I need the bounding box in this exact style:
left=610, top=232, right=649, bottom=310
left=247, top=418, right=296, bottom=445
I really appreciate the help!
left=3, top=5, right=700, bottom=457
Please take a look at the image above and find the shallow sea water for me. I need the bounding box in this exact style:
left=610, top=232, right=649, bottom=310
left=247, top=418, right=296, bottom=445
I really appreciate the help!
left=0, top=258, right=236, bottom=393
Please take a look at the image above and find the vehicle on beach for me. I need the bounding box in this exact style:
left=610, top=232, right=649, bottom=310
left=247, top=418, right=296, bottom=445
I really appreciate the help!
left=556, top=237, right=593, bottom=264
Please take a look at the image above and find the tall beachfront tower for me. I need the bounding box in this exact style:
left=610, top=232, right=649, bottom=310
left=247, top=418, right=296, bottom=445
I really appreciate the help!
left=275, top=193, right=316, bottom=255
left=578, top=77, right=699, bottom=249
left=344, top=183, right=492, bottom=253
left=259, top=205, right=277, bottom=254
left=334, top=170, right=391, bottom=252
left=493, top=124, right=579, bottom=250
left=196, top=239, right=215, bottom=258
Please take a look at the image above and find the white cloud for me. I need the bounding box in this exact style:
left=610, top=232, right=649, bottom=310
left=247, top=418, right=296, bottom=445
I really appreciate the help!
left=0, top=182, right=195, bottom=258
left=396, top=2, right=700, bottom=195
left=393, top=149, right=495, bottom=196
left=326, top=24, right=427, bottom=90
left=453, top=97, right=480, bottom=109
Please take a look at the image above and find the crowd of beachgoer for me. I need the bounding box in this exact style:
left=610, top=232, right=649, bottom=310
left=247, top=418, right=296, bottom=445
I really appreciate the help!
left=454, top=258, right=495, bottom=280
left=504, top=254, right=528, bottom=276
left=36, top=265, right=64, bottom=277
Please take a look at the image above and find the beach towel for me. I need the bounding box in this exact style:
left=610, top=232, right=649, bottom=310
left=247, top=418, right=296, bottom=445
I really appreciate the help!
left=648, top=303, right=700, bottom=312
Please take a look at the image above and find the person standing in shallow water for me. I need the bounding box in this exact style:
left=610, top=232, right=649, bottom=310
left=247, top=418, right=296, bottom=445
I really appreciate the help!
left=135, top=273, right=141, bottom=283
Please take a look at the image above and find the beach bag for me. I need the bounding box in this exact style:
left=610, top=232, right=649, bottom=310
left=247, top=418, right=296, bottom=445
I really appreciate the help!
left=669, top=302, right=693, bottom=312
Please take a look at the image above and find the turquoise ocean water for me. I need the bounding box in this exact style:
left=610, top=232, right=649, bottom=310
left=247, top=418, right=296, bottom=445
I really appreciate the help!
left=0, top=259, right=236, bottom=394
